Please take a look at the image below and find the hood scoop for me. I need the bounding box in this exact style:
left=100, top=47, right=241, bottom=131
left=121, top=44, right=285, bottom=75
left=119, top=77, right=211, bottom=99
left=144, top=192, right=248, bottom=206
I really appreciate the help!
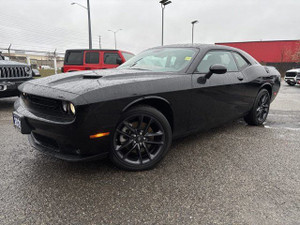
left=82, top=75, right=102, bottom=79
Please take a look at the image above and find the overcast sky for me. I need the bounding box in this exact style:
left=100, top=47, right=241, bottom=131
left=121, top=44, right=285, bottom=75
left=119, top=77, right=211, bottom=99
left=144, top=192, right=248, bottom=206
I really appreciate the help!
left=0, top=0, right=299, bottom=55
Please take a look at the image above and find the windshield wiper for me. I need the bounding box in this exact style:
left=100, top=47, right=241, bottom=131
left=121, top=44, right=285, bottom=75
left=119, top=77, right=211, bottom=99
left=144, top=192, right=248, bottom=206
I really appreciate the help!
left=130, top=58, right=144, bottom=68
left=129, top=67, right=151, bottom=71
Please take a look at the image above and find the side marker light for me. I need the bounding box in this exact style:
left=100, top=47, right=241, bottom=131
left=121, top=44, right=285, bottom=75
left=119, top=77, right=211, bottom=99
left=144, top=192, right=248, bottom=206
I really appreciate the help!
left=90, top=132, right=110, bottom=139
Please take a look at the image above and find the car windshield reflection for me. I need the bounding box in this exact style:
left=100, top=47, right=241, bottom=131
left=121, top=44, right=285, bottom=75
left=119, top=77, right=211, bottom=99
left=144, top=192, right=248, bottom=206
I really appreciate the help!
left=118, top=47, right=198, bottom=72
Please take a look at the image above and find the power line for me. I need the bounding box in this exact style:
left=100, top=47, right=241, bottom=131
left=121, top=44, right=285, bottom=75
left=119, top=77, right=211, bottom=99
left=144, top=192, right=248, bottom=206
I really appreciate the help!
left=0, top=11, right=99, bottom=40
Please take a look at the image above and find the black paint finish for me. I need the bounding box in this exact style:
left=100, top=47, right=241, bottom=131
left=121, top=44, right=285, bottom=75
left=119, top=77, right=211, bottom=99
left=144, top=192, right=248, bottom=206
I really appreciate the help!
left=13, top=44, right=281, bottom=161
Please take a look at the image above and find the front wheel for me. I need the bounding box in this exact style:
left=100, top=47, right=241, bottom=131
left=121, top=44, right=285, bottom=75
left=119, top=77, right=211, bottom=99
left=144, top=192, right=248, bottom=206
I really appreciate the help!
left=244, top=89, right=270, bottom=126
left=110, top=106, right=172, bottom=171
left=288, top=82, right=296, bottom=86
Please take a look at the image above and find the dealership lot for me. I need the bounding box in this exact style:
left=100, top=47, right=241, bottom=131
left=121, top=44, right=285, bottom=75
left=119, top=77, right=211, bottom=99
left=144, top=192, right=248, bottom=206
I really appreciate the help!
left=0, top=83, right=299, bottom=224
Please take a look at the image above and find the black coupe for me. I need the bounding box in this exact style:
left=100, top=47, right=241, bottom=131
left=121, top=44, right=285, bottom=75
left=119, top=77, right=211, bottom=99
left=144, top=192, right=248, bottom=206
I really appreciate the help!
left=13, top=44, right=281, bottom=170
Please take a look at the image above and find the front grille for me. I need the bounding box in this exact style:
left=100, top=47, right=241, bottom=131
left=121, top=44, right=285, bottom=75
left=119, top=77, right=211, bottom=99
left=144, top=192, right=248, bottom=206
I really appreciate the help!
left=285, top=72, right=297, bottom=78
left=22, top=94, right=63, bottom=115
left=0, top=66, right=30, bottom=79
left=26, top=94, right=61, bottom=110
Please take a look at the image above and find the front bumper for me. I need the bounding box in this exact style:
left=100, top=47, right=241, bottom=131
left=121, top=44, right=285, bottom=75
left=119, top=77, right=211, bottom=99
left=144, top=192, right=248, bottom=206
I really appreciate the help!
left=13, top=98, right=113, bottom=161
left=0, top=79, right=31, bottom=97
left=29, top=133, right=108, bottom=161
left=284, top=76, right=297, bottom=84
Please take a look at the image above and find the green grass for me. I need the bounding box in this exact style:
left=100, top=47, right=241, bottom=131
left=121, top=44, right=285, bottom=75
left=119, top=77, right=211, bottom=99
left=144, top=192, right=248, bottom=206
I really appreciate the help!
left=38, top=69, right=61, bottom=78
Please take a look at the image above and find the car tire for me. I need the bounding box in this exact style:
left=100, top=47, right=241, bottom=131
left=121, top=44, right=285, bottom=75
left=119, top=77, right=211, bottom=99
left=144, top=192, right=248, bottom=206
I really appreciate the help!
left=288, top=82, right=296, bottom=86
left=110, top=105, right=172, bottom=171
left=244, top=89, right=270, bottom=126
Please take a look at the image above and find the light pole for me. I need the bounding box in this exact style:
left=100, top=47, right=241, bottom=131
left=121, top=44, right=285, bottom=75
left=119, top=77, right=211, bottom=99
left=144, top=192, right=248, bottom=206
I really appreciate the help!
left=159, top=0, right=172, bottom=46
left=108, top=29, right=122, bottom=49
left=71, top=0, right=93, bottom=49
left=191, top=20, right=198, bottom=44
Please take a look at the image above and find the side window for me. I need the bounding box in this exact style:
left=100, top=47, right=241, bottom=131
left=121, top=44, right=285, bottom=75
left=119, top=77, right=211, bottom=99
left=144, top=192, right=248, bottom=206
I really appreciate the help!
left=104, top=52, right=122, bottom=65
left=232, top=52, right=250, bottom=70
left=85, top=52, right=99, bottom=64
left=197, top=51, right=238, bottom=73
left=65, top=51, right=84, bottom=65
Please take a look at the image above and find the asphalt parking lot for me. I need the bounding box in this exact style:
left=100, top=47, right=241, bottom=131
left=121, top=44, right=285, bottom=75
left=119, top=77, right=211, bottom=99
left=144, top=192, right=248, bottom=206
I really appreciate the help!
left=0, top=83, right=299, bottom=225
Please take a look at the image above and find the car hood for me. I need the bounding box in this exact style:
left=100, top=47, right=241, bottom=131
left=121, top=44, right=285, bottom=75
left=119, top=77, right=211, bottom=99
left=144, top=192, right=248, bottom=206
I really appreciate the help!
left=0, top=60, right=28, bottom=66
left=19, top=69, right=189, bottom=104
left=286, top=68, right=300, bottom=73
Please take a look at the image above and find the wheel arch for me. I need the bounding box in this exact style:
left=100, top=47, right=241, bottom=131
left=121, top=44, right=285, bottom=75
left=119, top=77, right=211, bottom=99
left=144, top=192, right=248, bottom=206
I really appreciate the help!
left=122, top=96, right=174, bottom=131
left=259, top=83, right=272, bottom=98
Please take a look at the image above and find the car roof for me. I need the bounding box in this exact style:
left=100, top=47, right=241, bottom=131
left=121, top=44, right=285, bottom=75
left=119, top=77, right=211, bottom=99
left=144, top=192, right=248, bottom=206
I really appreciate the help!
left=66, top=49, right=122, bottom=52
left=150, top=43, right=259, bottom=64
left=65, top=49, right=135, bottom=55
left=155, top=43, right=241, bottom=51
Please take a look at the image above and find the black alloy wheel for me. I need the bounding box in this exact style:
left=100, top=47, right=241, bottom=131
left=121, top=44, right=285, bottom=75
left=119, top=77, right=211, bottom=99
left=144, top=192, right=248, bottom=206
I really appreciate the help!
left=244, top=89, right=270, bottom=126
left=111, top=106, right=172, bottom=171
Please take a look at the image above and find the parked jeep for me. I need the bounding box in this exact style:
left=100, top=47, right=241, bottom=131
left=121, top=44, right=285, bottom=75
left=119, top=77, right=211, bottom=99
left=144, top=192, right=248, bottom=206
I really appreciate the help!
left=284, top=68, right=300, bottom=86
left=61, top=49, right=134, bottom=73
left=0, top=53, right=32, bottom=98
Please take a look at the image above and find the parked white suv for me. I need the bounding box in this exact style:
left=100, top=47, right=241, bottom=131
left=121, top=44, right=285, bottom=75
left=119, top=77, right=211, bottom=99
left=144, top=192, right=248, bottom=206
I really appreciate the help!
left=284, top=68, right=300, bottom=86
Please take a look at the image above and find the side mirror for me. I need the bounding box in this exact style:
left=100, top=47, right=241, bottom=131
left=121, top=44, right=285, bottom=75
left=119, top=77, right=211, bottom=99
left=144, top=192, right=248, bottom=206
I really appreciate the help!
left=197, top=64, right=227, bottom=84
left=209, top=64, right=227, bottom=75
left=116, top=58, right=123, bottom=65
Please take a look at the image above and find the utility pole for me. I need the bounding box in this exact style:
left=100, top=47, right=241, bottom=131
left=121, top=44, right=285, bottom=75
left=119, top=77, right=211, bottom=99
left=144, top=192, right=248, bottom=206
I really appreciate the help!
left=99, top=36, right=102, bottom=49
left=53, top=49, right=57, bottom=74
left=108, top=29, right=122, bottom=49
left=87, top=0, right=92, bottom=49
left=8, top=44, right=12, bottom=58
left=159, top=0, right=172, bottom=46
left=191, top=20, right=199, bottom=44
left=71, top=1, right=92, bottom=49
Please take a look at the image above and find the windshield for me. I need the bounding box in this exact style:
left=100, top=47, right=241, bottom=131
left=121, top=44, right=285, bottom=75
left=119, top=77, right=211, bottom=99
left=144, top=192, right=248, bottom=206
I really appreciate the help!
left=118, top=47, right=198, bottom=72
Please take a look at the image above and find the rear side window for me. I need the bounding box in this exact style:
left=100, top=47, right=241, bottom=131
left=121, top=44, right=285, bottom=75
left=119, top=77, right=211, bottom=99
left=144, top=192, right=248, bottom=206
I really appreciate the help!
left=232, top=52, right=250, bottom=70
left=65, top=51, right=84, bottom=65
left=197, top=51, right=238, bottom=73
left=122, top=52, right=134, bottom=61
left=104, top=52, right=122, bottom=65
left=85, top=52, right=99, bottom=64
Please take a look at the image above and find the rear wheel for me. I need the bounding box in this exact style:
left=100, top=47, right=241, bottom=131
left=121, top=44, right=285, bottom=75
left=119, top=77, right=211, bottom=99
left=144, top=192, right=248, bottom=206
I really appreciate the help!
left=244, top=89, right=270, bottom=126
left=110, top=106, right=172, bottom=171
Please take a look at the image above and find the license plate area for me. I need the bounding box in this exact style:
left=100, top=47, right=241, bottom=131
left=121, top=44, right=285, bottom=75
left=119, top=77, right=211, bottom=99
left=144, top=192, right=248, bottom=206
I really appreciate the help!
left=12, top=112, right=31, bottom=134
left=13, top=113, right=22, bottom=130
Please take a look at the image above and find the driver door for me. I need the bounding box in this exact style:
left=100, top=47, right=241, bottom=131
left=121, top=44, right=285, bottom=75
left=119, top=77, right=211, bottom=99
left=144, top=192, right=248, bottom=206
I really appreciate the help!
left=190, top=50, right=243, bottom=131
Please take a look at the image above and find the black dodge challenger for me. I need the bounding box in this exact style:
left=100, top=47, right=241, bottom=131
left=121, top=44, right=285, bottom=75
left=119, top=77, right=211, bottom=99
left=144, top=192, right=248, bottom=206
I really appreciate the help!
left=13, top=44, right=281, bottom=170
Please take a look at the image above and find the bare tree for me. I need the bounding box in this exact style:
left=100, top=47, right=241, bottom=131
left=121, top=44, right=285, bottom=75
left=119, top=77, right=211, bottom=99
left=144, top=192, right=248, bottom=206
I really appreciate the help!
left=291, top=41, right=300, bottom=63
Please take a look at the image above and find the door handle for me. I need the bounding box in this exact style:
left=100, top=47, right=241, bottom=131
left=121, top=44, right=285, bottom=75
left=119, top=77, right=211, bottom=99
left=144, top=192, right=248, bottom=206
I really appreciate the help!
left=237, top=75, right=244, bottom=81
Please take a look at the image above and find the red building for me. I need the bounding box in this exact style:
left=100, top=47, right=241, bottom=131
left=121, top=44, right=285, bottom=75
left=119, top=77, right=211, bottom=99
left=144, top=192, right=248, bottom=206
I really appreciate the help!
left=216, top=40, right=300, bottom=63
left=216, top=40, right=300, bottom=74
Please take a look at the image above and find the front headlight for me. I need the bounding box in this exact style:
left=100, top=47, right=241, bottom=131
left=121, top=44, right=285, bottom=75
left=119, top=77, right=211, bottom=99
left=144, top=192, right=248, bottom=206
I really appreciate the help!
left=25, top=66, right=31, bottom=75
left=61, top=101, right=76, bottom=115
left=62, top=101, right=68, bottom=112
left=69, top=103, right=76, bottom=115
